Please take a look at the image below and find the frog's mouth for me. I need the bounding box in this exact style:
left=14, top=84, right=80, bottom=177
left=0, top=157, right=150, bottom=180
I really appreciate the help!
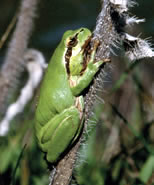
left=65, top=30, right=92, bottom=76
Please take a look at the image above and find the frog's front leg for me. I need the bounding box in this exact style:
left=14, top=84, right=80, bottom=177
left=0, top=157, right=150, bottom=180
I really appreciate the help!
left=70, top=41, right=110, bottom=96
left=39, top=103, right=83, bottom=163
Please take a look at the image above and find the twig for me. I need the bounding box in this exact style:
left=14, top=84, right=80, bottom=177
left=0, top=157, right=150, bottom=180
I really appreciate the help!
left=0, top=14, right=17, bottom=49
left=50, top=142, right=81, bottom=185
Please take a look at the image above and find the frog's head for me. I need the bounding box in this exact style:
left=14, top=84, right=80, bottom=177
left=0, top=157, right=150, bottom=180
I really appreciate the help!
left=63, top=28, right=91, bottom=47
left=63, top=28, right=92, bottom=76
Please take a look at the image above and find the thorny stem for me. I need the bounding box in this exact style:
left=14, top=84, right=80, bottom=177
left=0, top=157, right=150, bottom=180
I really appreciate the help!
left=0, top=0, right=39, bottom=115
left=50, top=0, right=116, bottom=184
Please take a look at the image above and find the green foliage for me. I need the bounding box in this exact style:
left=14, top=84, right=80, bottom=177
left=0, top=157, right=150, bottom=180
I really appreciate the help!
left=139, top=155, right=154, bottom=183
left=0, top=115, right=48, bottom=185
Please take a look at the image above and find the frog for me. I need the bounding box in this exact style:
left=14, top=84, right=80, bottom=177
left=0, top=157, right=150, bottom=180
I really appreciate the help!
left=35, top=28, right=107, bottom=163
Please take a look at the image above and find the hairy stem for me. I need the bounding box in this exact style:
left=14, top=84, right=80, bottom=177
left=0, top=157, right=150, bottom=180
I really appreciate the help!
left=0, top=0, right=39, bottom=114
left=50, top=0, right=115, bottom=184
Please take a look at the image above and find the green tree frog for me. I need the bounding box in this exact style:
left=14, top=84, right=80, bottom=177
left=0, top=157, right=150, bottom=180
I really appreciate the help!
left=35, top=28, right=107, bottom=163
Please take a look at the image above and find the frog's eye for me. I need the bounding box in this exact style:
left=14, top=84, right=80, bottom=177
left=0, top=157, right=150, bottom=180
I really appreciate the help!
left=69, top=36, right=78, bottom=47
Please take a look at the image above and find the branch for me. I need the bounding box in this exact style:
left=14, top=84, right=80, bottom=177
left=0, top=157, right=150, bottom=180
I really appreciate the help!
left=0, top=0, right=40, bottom=115
left=0, top=49, right=47, bottom=136
left=50, top=0, right=115, bottom=184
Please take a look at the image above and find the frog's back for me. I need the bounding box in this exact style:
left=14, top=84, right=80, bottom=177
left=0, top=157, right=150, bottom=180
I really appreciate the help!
left=35, top=42, right=74, bottom=126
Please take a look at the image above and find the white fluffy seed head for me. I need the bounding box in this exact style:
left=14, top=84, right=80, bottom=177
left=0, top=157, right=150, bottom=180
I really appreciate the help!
left=126, top=16, right=145, bottom=26
left=124, top=34, right=154, bottom=61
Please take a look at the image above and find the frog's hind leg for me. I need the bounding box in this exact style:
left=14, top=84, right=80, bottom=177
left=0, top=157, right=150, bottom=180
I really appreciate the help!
left=40, top=106, right=81, bottom=163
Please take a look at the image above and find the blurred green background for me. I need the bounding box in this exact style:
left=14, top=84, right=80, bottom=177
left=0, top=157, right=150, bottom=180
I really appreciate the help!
left=0, top=0, right=154, bottom=185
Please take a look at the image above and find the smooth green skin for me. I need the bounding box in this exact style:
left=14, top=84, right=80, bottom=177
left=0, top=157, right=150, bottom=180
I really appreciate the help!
left=35, top=28, right=104, bottom=163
